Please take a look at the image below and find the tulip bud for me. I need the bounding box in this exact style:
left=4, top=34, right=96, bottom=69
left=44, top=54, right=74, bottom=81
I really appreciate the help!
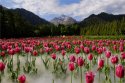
left=121, top=52, right=125, bottom=59
left=111, top=56, right=118, bottom=64
left=61, top=50, right=66, bottom=56
left=88, top=53, right=93, bottom=61
left=115, top=64, right=124, bottom=78
left=68, top=62, right=75, bottom=71
left=105, top=51, right=111, bottom=58
left=0, top=62, right=5, bottom=72
left=51, top=53, right=56, bottom=60
left=77, top=57, right=84, bottom=67
left=69, top=55, right=76, bottom=62
left=85, top=71, right=95, bottom=83
left=98, top=59, right=104, bottom=69
left=33, top=50, right=38, bottom=56
left=74, top=47, right=80, bottom=54
left=18, top=75, right=26, bottom=83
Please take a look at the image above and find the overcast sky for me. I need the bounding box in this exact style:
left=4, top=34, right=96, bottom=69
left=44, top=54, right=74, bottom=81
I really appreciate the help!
left=1, top=0, right=125, bottom=21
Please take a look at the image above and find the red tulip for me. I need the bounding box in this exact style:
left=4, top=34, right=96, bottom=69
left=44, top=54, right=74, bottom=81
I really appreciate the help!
left=77, top=57, right=84, bottom=67
left=111, top=56, right=118, bottom=64
left=113, top=45, right=117, bottom=51
left=69, top=55, right=76, bottom=62
left=51, top=53, right=56, bottom=60
left=84, top=47, right=90, bottom=54
left=97, top=48, right=103, bottom=54
left=0, top=51, right=5, bottom=57
left=119, top=46, right=124, bottom=52
left=92, top=45, right=96, bottom=51
left=88, top=54, right=93, bottom=61
left=8, top=49, right=15, bottom=55
left=33, top=50, right=38, bottom=56
left=18, top=75, right=26, bottom=83
left=121, top=52, right=125, bottom=59
left=98, top=59, right=104, bottom=69
left=74, top=47, right=80, bottom=54
left=0, top=62, right=5, bottom=72
left=14, top=47, right=21, bottom=53
left=105, top=51, right=111, bottom=58
left=68, top=62, right=75, bottom=71
left=61, top=50, right=66, bottom=56
left=115, top=64, right=124, bottom=78
left=85, top=71, right=95, bottom=83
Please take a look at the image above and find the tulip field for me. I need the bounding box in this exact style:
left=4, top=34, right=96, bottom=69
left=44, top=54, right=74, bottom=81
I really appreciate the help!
left=0, top=36, right=125, bottom=83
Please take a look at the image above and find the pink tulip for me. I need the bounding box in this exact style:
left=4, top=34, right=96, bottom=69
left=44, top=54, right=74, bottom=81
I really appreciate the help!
left=0, top=62, right=5, bottom=72
left=74, top=47, right=80, bottom=54
left=8, top=49, right=15, bottom=55
left=121, top=52, right=125, bottom=59
left=84, top=47, right=90, bottom=54
left=51, top=53, right=56, bottom=60
left=77, top=57, right=84, bottom=67
left=61, top=50, right=66, bottom=56
left=85, top=71, right=95, bottom=83
left=88, top=54, right=93, bottom=61
left=0, top=51, right=5, bottom=57
left=105, top=51, right=111, bottom=58
left=32, top=50, right=38, bottom=56
left=111, top=56, right=118, bottom=64
left=69, top=55, right=76, bottom=62
left=98, top=59, right=104, bottom=70
left=68, top=62, right=75, bottom=71
left=18, top=75, right=26, bottom=83
left=119, top=46, right=124, bottom=52
left=116, top=64, right=124, bottom=78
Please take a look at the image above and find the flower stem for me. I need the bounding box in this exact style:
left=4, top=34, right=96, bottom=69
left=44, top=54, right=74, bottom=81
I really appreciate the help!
left=71, top=71, right=72, bottom=83
left=114, top=65, right=116, bottom=83
left=120, top=78, right=122, bottom=83
left=80, top=67, right=83, bottom=83
left=99, top=71, right=100, bottom=83
left=52, top=79, right=54, bottom=83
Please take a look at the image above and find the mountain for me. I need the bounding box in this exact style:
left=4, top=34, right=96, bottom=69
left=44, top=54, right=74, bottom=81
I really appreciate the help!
left=79, top=12, right=125, bottom=35
left=50, top=15, right=77, bottom=25
left=11, top=8, right=50, bottom=25
left=80, top=12, right=125, bottom=26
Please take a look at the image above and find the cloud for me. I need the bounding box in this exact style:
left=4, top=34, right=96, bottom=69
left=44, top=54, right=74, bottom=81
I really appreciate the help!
left=1, top=0, right=125, bottom=20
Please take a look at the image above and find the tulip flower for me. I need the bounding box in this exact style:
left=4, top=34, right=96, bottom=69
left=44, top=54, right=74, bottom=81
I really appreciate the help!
left=61, top=50, right=66, bottom=58
left=116, top=64, right=124, bottom=83
left=121, top=52, right=125, bottom=59
left=111, top=56, right=118, bottom=64
left=51, top=53, right=56, bottom=60
left=88, top=54, right=93, bottom=70
left=98, top=59, right=104, bottom=83
left=85, top=71, right=95, bottom=83
left=111, top=56, right=119, bottom=83
left=77, top=57, right=84, bottom=83
left=98, top=59, right=104, bottom=70
left=77, top=57, right=84, bottom=67
left=0, top=62, right=5, bottom=82
left=68, top=62, right=75, bottom=83
left=105, top=51, right=111, bottom=66
left=32, top=50, right=38, bottom=56
left=69, top=55, right=76, bottom=62
left=0, top=62, right=5, bottom=72
left=18, top=75, right=26, bottom=83
left=74, top=47, right=80, bottom=54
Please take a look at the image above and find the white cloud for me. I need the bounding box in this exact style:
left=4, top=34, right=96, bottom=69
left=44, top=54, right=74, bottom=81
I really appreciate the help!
left=2, top=0, right=125, bottom=20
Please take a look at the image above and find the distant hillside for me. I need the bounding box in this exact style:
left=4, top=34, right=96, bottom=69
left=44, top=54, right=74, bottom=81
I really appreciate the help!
left=80, top=12, right=125, bottom=26
left=79, top=12, right=125, bottom=35
left=11, top=8, right=50, bottom=25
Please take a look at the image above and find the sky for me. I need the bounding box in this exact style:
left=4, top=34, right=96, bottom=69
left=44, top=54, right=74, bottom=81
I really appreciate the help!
left=1, top=0, right=125, bottom=21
